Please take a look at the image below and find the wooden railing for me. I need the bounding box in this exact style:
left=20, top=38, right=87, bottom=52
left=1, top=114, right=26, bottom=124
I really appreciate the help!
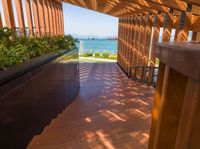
left=129, top=65, right=158, bottom=87
left=149, top=42, right=200, bottom=149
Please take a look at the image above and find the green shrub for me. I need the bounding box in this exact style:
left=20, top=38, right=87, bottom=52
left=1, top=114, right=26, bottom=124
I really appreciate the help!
left=102, top=52, right=109, bottom=59
left=94, top=52, right=101, bottom=58
left=0, top=28, right=77, bottom=70
left=108, top=54, right=117, bottom=60
left=82, top=52, right=93, bottom=57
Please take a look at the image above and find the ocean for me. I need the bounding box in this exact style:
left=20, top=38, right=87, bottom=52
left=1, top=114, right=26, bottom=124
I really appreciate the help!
left=77, top=39, right=118, bottom=54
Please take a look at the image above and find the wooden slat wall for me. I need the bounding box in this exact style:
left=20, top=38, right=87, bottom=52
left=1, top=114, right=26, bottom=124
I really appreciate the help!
left=0, top=0, right=64, bottom=36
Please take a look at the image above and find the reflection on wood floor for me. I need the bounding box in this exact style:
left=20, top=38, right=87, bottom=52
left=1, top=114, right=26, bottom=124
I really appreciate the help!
left=28, top=63, right=154, bottom=149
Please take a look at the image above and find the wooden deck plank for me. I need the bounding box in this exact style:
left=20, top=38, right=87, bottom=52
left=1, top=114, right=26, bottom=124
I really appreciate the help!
left=28, top=63, right=154, bottom=149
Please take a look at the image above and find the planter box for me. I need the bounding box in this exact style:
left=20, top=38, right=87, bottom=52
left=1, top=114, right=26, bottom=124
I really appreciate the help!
left=0, top=50, right=68, bottom=86
left=0, top=49, right=80, bottom=148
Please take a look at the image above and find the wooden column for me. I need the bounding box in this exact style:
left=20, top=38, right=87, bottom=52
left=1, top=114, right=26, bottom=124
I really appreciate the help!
left=32, top=0, right=40, bottom=36
left=43, top=0, right=50, bottom=35
left=2, top=0, right=15, bottom=29
left=15, top=0, right=25, bottom=34
left=25, top=0, right=34, bottom=36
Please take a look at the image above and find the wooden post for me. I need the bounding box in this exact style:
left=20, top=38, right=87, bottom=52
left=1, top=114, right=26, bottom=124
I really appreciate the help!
left=25, top=0, right=34, bottom=36
left=2, top=0, right=15, bottom=29
left=15, top=0, right=25, bottom=35
left=32, top=0, right=40, bottom=36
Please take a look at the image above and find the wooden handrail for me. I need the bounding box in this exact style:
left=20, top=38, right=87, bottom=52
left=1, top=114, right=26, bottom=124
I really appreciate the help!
left=149, top=42, right=200, bottom=149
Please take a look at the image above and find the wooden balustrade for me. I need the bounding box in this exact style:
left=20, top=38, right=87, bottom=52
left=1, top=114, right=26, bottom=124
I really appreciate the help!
left=149, top=42, right=200, bottom=149
left=117, top=10, right=200, bottom=85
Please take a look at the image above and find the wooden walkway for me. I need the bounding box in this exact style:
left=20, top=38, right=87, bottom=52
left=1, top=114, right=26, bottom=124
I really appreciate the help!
left=28, top=63, right=154, bottom=149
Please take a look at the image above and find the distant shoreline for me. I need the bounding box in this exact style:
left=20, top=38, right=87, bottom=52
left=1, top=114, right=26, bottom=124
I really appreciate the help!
left=78, top=38, right=118, bottom=40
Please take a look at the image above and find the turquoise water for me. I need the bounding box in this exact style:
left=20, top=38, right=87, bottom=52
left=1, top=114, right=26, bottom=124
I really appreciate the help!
left=77, top=39, right=118, bottom=54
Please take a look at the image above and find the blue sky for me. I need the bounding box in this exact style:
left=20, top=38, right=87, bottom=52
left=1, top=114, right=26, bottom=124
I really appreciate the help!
left=0, top=1, right=118, bottom=37
left=63, top=3, right=118, bottom=37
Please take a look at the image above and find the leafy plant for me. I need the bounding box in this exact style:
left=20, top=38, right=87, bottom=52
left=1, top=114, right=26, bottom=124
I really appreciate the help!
left=102, top=52, right=109, bottom=59
left=94, top=52, right=101, bottom=58
left=82, top=52, right=93, bottom=57
left=0, top=28, right=77, bottom=70
left=108, top=54, right=117, bottom=60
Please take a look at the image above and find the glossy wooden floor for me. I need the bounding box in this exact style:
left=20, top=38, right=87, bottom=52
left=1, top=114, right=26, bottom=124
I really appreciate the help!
left=28, top=63, right=154, bottom=149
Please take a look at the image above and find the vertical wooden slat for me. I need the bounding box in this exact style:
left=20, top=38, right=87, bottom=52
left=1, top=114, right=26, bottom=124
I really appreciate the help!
left=52, top=0, right=57, bottom=35
left=32, top=0, right=40, bottom=36
left=47, top=0, right=54, bottom=35
left=43, top=0, right=50, bottom=35
left=148, top=14, right=164, bottom=84
left=61, top=2, right=64, bottom=35
left=37, top=0, right=45, bottom=35
left=137, top=16, right=146, bottom=79
left=143, top=15, right=153, bottom=66
left=2, top=0, right=15, bottom=29
left=175, top=12, right=191, bottom=41
left=58, top=2, right=61, bottom=35
left=0, top=12, right=3, bottom=28
left=162, top=14, right=173, bottom=41
left=148, top=62, right=166, bottom=149
left=134, top=16, right=140, bottom=66
left=54, top=1, right=59, bottom=35
left=15, top=0, right=25, bottom=34
left=174, top=79, right=200, bottom=149
left=25, top=0, right=34, bottom=36
left=130, top=16, right=136, bottom=67
left=150, top=14, right=163, bottom=66
left=153, top=68, right=188, bottom=149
